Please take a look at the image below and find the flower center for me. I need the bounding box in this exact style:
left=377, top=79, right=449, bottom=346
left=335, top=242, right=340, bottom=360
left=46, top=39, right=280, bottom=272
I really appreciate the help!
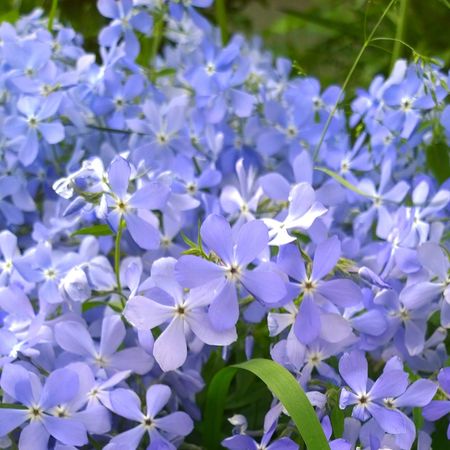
left=28, top=406, right=43, bottom=421
left=301, top=279, right=317, bottom=293
left=94, top=354, right=108, bottom=368
left=205, top=62, right=216, bottom=76
left=226, top=264, right=241, bottom=281
left=44, top=268, right=57, bottom=280
left=156, top=132, right=169, bottom=145
left=357, top=393, right=370, bottom=406
left=142, top=416, right=154, bottom=429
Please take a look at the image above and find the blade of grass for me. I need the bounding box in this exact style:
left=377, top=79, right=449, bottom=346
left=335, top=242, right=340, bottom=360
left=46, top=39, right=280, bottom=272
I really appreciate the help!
left=314, top=166, right=373, bottom=198
left=391, top=0, right=409, bottom=69
left=203, top=358, right=330, bottom=450
left=48, top=0, right=58, bottom=31
left=215, top=0, right=228, bottom=45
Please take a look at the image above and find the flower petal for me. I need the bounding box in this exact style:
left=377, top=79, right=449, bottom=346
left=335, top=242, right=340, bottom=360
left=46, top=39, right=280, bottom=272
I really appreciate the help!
left=146, top=384, right=171, bottom=418
left=153, top=318, right=187, bottom=371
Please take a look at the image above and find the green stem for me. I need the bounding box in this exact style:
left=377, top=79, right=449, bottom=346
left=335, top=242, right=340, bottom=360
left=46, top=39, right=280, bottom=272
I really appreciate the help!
left=215, top=0, right=229, bottom=45
left=312, top=0, right=397, bottom=161
left=391, top=0, right=409, bottom=69
left=150, top=14, right=165, bottom=82
left=48, top=0, right=58, bottom=31
left=115, top=220, right=124, bottom=297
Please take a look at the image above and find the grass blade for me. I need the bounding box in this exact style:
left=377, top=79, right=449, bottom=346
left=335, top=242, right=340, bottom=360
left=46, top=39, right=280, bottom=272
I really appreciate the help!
left=314, top=166, right=373, bottom=198
left=203, top=358, right=330, bottom=450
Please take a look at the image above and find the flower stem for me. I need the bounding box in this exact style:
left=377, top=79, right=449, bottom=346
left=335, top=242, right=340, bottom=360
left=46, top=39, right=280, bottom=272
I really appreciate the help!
left=48, top=0, right=58, bottom=31
left=391, top=0, right=409, bottom=70
left=115, top=220, right=124, bottom=297
left=215, top=0, right=229, bottom=45
left=313, top=0, right=397, bottom=161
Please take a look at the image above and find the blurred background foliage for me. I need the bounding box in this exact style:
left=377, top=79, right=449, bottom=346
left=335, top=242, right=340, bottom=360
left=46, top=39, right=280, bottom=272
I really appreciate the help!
left=1, top=0, right=449, bottom=92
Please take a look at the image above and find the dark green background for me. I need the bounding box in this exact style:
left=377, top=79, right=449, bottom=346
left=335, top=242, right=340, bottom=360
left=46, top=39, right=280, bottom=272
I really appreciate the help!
left=2, top=0, right=450, bottom=90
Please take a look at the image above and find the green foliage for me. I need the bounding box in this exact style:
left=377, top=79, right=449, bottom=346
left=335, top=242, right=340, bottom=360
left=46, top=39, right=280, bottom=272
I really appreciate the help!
left=71, top=224, right=114, bottom=237
left=314, top=166, right=374, bottom=198
left=203, top=358, right=330, bottom=450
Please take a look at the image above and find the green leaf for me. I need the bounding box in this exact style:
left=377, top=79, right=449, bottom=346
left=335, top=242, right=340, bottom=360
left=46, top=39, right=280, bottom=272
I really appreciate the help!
left=71, top=224, right=114, bottom=237
left=314, top=166, right=373, bottom=198
left=154, top=67, right=177, bottom=79
left=48, top=0, right=58, bottom=31
left=215, top=0, right=229, bottom=45
left=426, top=133, right=450, bottom=184
left=0, top=10, right=19, bottom=23
left=0, top=403, right=27, bottom=409
left=82, top=300, right=122, bottom=313
left=281, top=8, right=360, bottom=38
left=203, top=358, right=330, bottom=450
left=413, top=407, right=424, bottom=430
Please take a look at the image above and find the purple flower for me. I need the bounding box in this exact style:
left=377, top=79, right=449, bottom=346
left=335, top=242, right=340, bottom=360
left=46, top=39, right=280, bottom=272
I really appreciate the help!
left=277, top=238, right=361, bottom=344
left=423, top=367, right=450, bottom=439
left=102, top=156, right=170, bottom=249
left=175, top=214, right=287, bottom=330
left=339, top=352, right=412, bottom=437
left=106, top=384, right=193, bottom=449
left=124, top=257, right=236, bottom=371
left=263, top=182, right=327, bottom=246
left=55, top=314, right=153, bottom=375
left=98, top=0, right=153, bottom=59
left=14, top=243, right=81, bottom=305
left=0, top=364, right=88, bottom=447
left=4, top=94, right=64, bottom=166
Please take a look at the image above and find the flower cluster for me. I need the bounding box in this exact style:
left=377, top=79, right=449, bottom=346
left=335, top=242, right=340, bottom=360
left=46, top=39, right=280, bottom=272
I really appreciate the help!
left=0, top=1, right=449, bottom=449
